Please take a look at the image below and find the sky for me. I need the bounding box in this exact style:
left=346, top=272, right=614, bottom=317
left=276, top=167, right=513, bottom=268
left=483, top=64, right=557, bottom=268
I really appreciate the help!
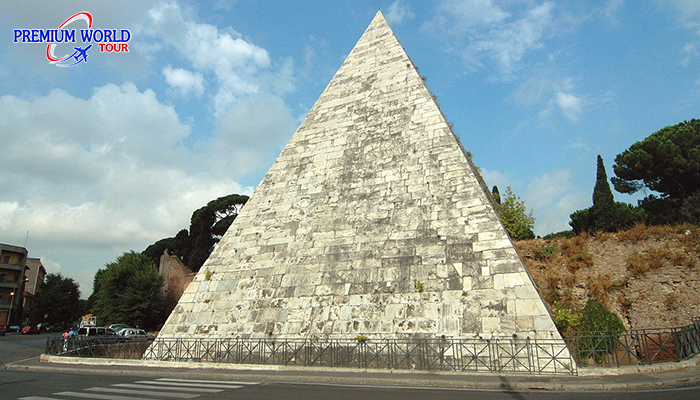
left=1, top=0, right=698, bottom=298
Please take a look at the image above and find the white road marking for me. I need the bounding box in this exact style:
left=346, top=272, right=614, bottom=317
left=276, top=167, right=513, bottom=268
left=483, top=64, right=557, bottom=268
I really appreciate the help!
left=156, top=378, right=260, bottom=386
left=134, top=380, right=245, bottom=389
left=18, top=397, right=62, bottom=400
left=111, top=383, right=222, bottom=393
left=54, top=391, right=159, bottom=400
left=86, top=387, right=200, bottom=398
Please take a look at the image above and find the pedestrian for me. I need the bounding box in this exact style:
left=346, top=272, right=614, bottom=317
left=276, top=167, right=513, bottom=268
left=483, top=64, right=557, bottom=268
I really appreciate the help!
left=62, top=330, right=70, bottom=352
left=69, top=327, right=76, bottom=337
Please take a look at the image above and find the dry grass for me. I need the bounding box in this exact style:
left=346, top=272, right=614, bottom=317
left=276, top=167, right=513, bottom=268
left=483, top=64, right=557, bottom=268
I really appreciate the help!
left=560, top=233, right=588, bottom=257
left=587, top=274, right=613, bottom=302
left=670, top=249, right=698, bottom=270
left=568, top=249, right=593, bottom=272
left=626, top=247, right=671, bottom=277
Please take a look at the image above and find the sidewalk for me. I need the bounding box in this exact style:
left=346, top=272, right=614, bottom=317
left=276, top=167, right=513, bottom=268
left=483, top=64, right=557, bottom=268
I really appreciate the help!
left=4, top=354, right=700, bottom=391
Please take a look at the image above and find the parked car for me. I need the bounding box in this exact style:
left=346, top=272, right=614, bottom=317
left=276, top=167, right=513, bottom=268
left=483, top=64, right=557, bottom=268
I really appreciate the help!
left=6, top=325, right=21, bottom=333
left=21, top=325, right=41, bottom=335
left=77, top=326, right=119, bottom=337
left=42, top=324, right=64, bottom=332
left=116, top=328, right=154, bottom=340
left=108, top=324, right=130, bottom=331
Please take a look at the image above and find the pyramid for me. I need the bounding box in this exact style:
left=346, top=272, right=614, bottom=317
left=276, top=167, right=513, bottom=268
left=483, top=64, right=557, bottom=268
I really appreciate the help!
left=158, top=11, right=563, bottom=342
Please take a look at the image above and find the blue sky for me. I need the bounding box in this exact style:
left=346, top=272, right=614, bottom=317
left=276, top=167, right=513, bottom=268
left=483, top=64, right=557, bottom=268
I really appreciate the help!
left=1, top=0, right=698, bottom=297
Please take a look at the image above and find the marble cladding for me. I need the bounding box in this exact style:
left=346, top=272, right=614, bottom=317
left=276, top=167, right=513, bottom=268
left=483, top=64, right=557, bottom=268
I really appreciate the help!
left=157, top=11, right=564, bottom=343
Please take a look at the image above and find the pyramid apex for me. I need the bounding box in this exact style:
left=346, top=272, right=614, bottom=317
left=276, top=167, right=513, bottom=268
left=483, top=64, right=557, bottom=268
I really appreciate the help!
left=371, top=9, right=389, bottom=27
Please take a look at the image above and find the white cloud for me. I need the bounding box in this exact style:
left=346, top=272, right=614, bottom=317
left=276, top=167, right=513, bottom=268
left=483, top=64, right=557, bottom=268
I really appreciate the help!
left=479, top=168, right=510, bottom=191
left=426, top=1, right=555, bottom=79
left=0, top=83, right=258, bottom=292
left=163, top=65, right=205, bottom=97
left=206, top=93, right=297, bottom=177
left=526, top=169, right=573, bottom=209
left=429, top=0, right=510, bottom=34
left=385, top=0, right=415, bottom=25
left=143, top=1, right=273, bottom=115
left=535, top=192, right=589, bottom=236
left=660, top=0, right=700, bottom=33
left=524, top=170, right=589, bottom=236
left=512, top=70, right=585, bottom=121
left=555, top=92, right=583, bottom=121
left=682, top=42, right=699, bottom=66
left=602, top=0, right=625, bottom=25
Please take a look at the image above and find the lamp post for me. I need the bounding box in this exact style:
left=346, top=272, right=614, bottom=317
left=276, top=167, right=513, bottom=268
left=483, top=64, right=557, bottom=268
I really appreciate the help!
left=6, top=277, right=28, bottom=327
left=6, top=288, right=17, bottom=326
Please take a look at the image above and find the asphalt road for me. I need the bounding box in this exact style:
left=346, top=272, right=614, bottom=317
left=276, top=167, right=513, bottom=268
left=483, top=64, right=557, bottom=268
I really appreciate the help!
left=2, top=333, right=700, bottom=400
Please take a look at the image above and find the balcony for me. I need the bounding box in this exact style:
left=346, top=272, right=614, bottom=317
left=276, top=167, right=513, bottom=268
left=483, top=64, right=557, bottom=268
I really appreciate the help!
left=0, top=281, right=19, bottom=289
left=0, top=263, right=24, bottom=272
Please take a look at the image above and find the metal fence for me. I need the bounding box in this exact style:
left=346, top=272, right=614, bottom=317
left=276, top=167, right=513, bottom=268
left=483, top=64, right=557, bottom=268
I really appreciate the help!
left=569, top=318, right=700, bottom=367
left=46, top=336, right=575, bottom=375
left=46, top=337, right=154, bottom=360
left=44, top=318, right=700, bottom=374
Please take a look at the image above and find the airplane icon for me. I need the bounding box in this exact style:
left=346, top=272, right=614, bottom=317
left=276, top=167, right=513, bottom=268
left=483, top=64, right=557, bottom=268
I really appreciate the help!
left=52, top=44, right=92, bottom=67
left=71, top=45, right=92, bottom=63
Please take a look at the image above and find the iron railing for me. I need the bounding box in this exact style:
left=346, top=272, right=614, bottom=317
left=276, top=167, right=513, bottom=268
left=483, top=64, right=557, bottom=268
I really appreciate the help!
left=46, top=336, right=154, bottom=359
left=44, top=318, right=700, bottom=373
left=46, top=336, right=575, bottom=375
left=569, top=318, right=700, bottom=367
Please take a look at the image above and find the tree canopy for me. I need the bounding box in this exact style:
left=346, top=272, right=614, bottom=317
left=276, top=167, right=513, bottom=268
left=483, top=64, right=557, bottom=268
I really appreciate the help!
left=30, top=273, right=82, bottom=326
left=498, top=186, right=535, bottom=240
left=612, top=119, right=700, bottom=224
left=143, top=193, right=249, bottom=272
left=90, top=251, right=165, bottom=330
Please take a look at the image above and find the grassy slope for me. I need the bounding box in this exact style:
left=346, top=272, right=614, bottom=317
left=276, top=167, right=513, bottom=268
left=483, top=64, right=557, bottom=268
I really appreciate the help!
left=516, top=224, right=700, bottom=334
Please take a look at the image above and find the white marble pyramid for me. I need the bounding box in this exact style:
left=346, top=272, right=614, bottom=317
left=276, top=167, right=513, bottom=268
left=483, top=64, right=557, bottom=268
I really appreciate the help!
left=157, top=11, right=563, bottom=342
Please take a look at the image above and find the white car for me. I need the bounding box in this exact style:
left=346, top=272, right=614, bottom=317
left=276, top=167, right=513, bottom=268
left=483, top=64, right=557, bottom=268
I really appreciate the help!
left=116, top=328, right=154, bottom=340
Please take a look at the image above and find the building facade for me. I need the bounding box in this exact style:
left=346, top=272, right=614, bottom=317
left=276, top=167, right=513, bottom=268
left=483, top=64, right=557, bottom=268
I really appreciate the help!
left=0, top=243, right=28, bottom=326
left=23, top=258, right=47, bottom=324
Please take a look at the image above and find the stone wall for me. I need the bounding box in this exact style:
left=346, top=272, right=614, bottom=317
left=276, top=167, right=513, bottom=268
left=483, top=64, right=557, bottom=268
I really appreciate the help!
left=159, top=250, right=195, bottom=303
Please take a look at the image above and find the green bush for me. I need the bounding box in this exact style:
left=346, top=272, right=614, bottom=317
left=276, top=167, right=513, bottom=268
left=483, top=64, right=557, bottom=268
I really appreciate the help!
left=551, top=301, right=579, bottom=338
left=576, top=299, right=626, bottom=364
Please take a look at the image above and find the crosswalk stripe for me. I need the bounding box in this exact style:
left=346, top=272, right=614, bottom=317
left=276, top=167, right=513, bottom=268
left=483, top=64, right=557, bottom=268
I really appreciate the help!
left=18, top=397, right=62, bottom=400
left=111, top=384, right=223, bottom=393
left=156, top=378, right=260, bottom=386
left=54, top=391, right=159, bottom=400
left=86, top=387, right=200, bottom=398
left=134, top=380, right=245, bottom=389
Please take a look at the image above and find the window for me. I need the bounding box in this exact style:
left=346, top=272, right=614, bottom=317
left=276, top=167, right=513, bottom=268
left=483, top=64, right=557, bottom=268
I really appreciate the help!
left=2, top=256, right=9, bottom=264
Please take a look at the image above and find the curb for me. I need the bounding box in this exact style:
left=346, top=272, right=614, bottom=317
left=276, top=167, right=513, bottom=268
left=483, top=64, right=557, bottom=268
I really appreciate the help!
left=4, top=354, right=700, bottom=392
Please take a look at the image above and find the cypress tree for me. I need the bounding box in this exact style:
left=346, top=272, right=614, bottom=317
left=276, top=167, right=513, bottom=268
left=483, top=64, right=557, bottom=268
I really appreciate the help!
left=492, top=185, right=501, bottom=204
left=591, top=155, right=618, bottom=232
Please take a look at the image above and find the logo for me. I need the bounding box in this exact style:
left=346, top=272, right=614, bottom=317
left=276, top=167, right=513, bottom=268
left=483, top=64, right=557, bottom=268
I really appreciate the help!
left=14, top=12, right=131, bottom=67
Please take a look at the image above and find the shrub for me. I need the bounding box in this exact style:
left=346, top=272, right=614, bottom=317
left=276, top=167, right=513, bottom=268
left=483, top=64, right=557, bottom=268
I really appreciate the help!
left=543, top=230, right=576, bottom=240
left=534, top=245, right=557, bottom=260
left=551, top=301, right=579, bottom=338
left=576, top=299, right=626, bottom=364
